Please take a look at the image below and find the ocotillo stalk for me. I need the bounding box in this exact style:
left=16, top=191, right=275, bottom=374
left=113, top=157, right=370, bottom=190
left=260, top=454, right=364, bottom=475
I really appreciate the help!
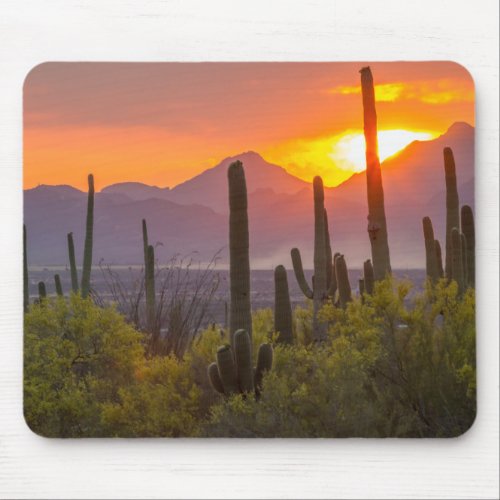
left=145, top=244, right=156, bottom=335
left=422, top=217, right=439, bottom=282
left=274, top=265, right=293, bottom=344
left=54, top=274, right=63, bottom=296
left=363, top=259, right=375, bottom=295
left=81, top=174, right=94, bottom=298
left=451, top=228, right=464, bottom=293
left=444, top=148, right=459, bottom=280
left=360, top=66, right=391, bottom=280
left=38, top=281, right=46, bottom=301
left=228, top=161, right=252, bottom=345
left=460, top=233, right=468, bottom=287
left=23, top=224, right=29, bottom=311
left=335, top=254, right=352, bottom=307
left=461, top=205, right=475, bottom=287
left=67, top=233, right=79, bottom=293
left=435, top=240, right=444, bottom=279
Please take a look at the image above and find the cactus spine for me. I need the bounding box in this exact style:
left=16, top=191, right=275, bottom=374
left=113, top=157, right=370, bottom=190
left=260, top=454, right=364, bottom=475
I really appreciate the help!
left=444, top=148, right=459, bottom=280
left=228, top=161, right=252, bottom=345
left=422, top=217, right=439, bottom=282
left=23, top=224, right=29, bottom=311
left=451, top=228, right=464, bottom=293
left=38, top=281, right=46, bottom=301
left=363, top=259, right=375, bottom=295
left=291, top=176, right=328, bottom=341
left=461, top=205, right=475, bottom=287
left=67, top=232, right=79, bottom=293
left=146, top=244, right=156, bottom=334
left=360, top=66, right=391, bottom=280
left=208, top=329, right=273, bottom=397
left=435, top=240, right=444, bottom=279
left=54, top=274, right=63, bottom=296
left=335, top=254, right=352, bottom=307
left=81, top=174, right=94, bottom=298
left=274, top=265, right=293, bottom=344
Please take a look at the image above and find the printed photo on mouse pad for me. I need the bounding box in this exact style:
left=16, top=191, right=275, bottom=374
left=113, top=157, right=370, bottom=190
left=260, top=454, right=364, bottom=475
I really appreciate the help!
left=23, top=62, right=475, bottom=437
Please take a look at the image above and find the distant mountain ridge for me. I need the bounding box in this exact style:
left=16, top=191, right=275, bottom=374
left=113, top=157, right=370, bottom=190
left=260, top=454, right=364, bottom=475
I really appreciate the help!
left=24, top=122, right=474, bottom=269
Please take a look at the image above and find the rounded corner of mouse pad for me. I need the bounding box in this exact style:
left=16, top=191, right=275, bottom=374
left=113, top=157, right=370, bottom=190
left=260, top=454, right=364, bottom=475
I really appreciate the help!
left=23, top=61, right=475, bottom=438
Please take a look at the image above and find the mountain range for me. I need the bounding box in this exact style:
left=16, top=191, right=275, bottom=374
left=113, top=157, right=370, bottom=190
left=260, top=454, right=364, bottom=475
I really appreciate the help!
left=24, top=122, right=474, bottom=269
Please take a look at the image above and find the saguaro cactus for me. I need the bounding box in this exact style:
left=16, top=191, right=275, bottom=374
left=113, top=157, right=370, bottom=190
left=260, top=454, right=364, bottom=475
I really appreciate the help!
left=145, top=244, right=156, bottom=334
left=67, top=232, right=79, bottom=293
left=23, top=224, right=29, bottom=311
left=422, top=217, right=439, bottom=282
left=360, top=66, right=391, bottom=280
left=291, top=176, right=328, bottom=341
left=54, top=274, right=63, bottom=296
left=142, top=219, right=149, bottom=273
left=38, top=281, right=46, bottom=301
left=81, top=174, right=94, bottom=298
left=335, top=254, right=352, bottom=307
left=444, top=148, right=459, bottom=280
left=363, top=259, right=375, bottom=295
left=274, top=265, right=293, bottom=344
left=435, top=240, right=444, bottom=279
left=208, top=329, right=273, bottom=397
left=451, top=228, right=464, bottom=293
left=228, top=161, right=252, bottom=345
left=461, top=205, right=475, bottom=287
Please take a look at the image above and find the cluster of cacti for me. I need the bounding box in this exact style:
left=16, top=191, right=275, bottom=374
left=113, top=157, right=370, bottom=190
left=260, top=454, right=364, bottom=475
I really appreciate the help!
left=273, top=265, right=293, bottom=344
left=291, top=176, right=335, bottom=341
left=228, top=160, right=252, bottom=345
left=360, top=66, right=392, bottom=281
left=208, top=329, right=273, bottom=397
left=422, top=147, right=474, bottom=291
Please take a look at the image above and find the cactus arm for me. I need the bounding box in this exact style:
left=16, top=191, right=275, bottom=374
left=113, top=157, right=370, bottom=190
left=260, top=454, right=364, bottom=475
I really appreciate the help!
left=54, top=274, right=63, bottom=296
left=67, top=232, right=79, bottom=293
left=207, top=362, right=225, bottom=394
left=434, top=240, right=444, bottom=279
left=234, top=329, right=254, bottom=393
left=328, top=252, right=340, bottom=297
left=23, top=224, right=29, bottom=311
left=360, top=66, right=391, bottom=280
left=444, top=148, right=460, bottom=279
left=228, top=161, right=252, bottom=345
left=291, top=248, right=313, bottom=299
left=216, top=345, right=239, bottom=395
left=274, top=265, right=293, bottom=344
left=461, top=205, right=475, bottom=287
left=254, top=343, right=273, bottom=392
left=422, top=217, right=439, bottom=282
left=81, top=174, right=94, bottom=298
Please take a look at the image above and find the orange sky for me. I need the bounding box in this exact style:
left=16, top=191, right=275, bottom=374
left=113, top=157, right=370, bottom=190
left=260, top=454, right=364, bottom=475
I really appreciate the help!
left=23, top=62, right=474, bottom=191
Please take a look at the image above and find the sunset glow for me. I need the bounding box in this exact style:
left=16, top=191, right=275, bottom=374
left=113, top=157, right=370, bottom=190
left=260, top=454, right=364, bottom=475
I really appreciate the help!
left=23, top=62, right=474, bottom=190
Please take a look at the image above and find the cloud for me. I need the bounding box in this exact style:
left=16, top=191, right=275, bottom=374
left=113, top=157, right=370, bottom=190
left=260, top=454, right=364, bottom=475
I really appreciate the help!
left=329, top=79, right=474, bottom=104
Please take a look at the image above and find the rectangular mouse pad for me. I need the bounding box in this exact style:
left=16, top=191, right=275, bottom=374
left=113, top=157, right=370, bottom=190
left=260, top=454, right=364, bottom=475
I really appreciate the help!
left=23, top=62, right=475, bottom=437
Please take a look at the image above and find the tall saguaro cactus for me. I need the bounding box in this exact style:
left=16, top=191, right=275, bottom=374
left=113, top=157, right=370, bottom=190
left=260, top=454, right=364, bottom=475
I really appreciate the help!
left=360, top=66, right=391, bottom=280
left=54, top=274, right=63, bottom=296
left=274, top=265, right=293, bottom=344
left=335, top=254, right=352, bottom=307
left=142, top=219, right=149, bottom=273
left=81, top=174, right=94, bottom=298
left=23, top=224, right=29, bottom=312
left=67, top=232, right=79, bottom=293
left=291, top=176, right=328, bottom=341
left=422, top=217, right=439, bottom=282
left=461, top=205, right=475, bottom=287
left=145, top=244, right=156, bottom=335
left=444, top=148, right=459, bottom=280
left=228, top=161, right=252, bottom=345
left=38, top=281, right=46, bottom=301
left=451, top=228, right=464, bottom=293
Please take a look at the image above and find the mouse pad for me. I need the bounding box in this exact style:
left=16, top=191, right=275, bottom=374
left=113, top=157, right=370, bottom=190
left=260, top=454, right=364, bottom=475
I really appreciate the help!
left=23, top=62, right=475, bottom=437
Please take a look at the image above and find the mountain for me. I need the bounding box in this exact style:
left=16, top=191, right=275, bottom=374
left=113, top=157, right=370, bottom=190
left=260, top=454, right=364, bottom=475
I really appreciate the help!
left=24, top=122, right=474, bottom=269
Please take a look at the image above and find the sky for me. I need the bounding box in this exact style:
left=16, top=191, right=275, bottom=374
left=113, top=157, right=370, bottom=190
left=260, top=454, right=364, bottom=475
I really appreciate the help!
left=23, top=62, right=474, bottom=191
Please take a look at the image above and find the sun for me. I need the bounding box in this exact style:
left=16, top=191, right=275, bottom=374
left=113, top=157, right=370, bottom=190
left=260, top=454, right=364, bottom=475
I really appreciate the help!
left=329, top=129, right=436, bottom=173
